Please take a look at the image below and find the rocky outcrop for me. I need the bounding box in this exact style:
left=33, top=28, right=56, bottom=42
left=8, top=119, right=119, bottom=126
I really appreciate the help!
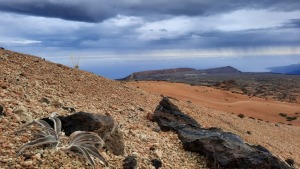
left=42, top=112, right=125, bottom=155
left=153, top=97, right=292, bottom=169
left=152, top=98, right=201, bottom=131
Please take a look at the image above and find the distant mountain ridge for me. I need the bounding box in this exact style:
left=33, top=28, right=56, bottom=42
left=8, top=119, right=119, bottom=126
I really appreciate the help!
left=267, top=63, right=300, bottom=75
left=198, top=66, right=241, bottom=74
left=121, top=67, right=196, bottom=81
left=122, top=66, right=241, bottom=81
left=131, top=67, right=196, bottom=77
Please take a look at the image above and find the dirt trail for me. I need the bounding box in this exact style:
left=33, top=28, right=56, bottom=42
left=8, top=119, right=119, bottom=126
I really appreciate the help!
left=128, top=81, right=300, bottom=126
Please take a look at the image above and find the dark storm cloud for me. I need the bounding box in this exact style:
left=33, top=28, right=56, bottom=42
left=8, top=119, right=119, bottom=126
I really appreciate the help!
left=203, top=29, right=300, bottom=48
left=282, top=19, right=300, bottom=28
left=0, top=1, right=115, bottom=22
left=0, top=0, right=300, bottom=22
left=137, top=26, right=300, bottom=50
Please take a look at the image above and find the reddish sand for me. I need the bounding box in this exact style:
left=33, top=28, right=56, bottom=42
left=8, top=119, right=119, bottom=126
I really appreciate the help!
left=128, top=81, right=300, bottom=126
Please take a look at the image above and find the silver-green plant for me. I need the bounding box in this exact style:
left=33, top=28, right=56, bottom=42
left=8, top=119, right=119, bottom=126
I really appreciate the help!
left=63, top=131, right=108, bottom=166
left=17, top=117, right=61, bottom=154
left=70, top=55, right=80, bottom=69
left=16, top=116, right=107, bottom=168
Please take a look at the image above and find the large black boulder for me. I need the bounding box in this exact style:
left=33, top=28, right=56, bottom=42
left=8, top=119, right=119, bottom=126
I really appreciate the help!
left=42, top=112, right=125, bottom=155
left=153, top=97, right=291, bottom=169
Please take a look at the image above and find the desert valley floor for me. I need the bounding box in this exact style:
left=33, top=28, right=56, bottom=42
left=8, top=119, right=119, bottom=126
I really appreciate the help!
left=127, top=81, right=300, bottom=126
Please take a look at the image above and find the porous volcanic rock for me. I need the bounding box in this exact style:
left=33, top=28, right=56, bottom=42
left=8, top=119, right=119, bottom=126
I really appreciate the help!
left=122, top=156, right=137, bottom=169
left=42, top=112, right=125, bottom=155
left=153, top=97, right=292, bottom=169
left=152, top=98, right=201, bottom=131
left=0, top=105, right=4, bottom=116
left=151, top=159, right=162, bottom=169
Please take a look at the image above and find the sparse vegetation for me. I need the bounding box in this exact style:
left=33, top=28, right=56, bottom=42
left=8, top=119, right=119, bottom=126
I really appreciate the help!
left=278, top=113, right=298, bottom=121
left=70, top=55, right=80, bottom=69
left=16, top=115, right=107, bottom=167
left=286, top=116, right=298, bottom=121
left=279, top=113, right=287, bottom=117
left=238, top=114, right=245, bottom=118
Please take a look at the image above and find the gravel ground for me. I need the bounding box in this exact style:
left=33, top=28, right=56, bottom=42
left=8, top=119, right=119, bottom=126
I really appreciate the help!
left=0, top=49, right=299, bottom=168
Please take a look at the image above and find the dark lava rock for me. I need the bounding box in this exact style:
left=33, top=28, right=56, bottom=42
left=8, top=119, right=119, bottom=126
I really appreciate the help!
left=152, top=97, right=201, bottom=132
left=42, top=112, right=125, bottom=155
left=153, top=97, right=291, bottom=169
left=285, top=158, right=294, bottom=168
left=238, top=113, right=245, bottom=118
left=149, top=145, right=156, bottom=151
left=151, top=159, right=162, bottom=169
left=0, top=105, right=4, bottom=116
left=123, top=156, right=137, bottom=169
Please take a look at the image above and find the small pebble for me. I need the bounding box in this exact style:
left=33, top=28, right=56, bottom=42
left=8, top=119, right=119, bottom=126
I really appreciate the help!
left=155, top=150, right=163, bottom=159
left=21, top=160, right=33, bottom=167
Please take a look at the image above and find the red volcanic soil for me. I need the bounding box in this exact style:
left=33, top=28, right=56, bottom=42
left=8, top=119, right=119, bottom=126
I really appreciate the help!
left=128, top=81, right=300, bottom=126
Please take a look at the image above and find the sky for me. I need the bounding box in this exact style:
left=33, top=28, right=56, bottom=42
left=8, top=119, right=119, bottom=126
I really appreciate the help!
left=0, top=0, right=300, bottom=79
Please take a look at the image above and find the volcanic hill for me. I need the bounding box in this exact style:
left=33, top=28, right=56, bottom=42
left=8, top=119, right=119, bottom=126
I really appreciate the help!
left=0, top=49, right=299, bottom=168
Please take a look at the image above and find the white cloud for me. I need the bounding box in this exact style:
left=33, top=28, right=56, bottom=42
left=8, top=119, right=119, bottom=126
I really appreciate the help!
left=138, top=47, right=300, bottom=59
left=0, top=39, right=42, bottom=45
left=135, top=9, right=300, bottom=40
left=0, top=11, right=92, bottom=39
left=103, top=15, right=144, bottom=27
left=136, top=16, right=202, bottom=40
left=216, top=9, right=300, bottom=31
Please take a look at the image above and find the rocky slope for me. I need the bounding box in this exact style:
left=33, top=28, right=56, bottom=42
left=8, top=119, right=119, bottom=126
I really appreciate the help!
left=0, top=49, right=299, bottom=168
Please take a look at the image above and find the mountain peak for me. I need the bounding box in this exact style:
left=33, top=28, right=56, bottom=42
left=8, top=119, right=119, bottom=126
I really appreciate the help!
left=199, top=66, right=241, bottom=74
